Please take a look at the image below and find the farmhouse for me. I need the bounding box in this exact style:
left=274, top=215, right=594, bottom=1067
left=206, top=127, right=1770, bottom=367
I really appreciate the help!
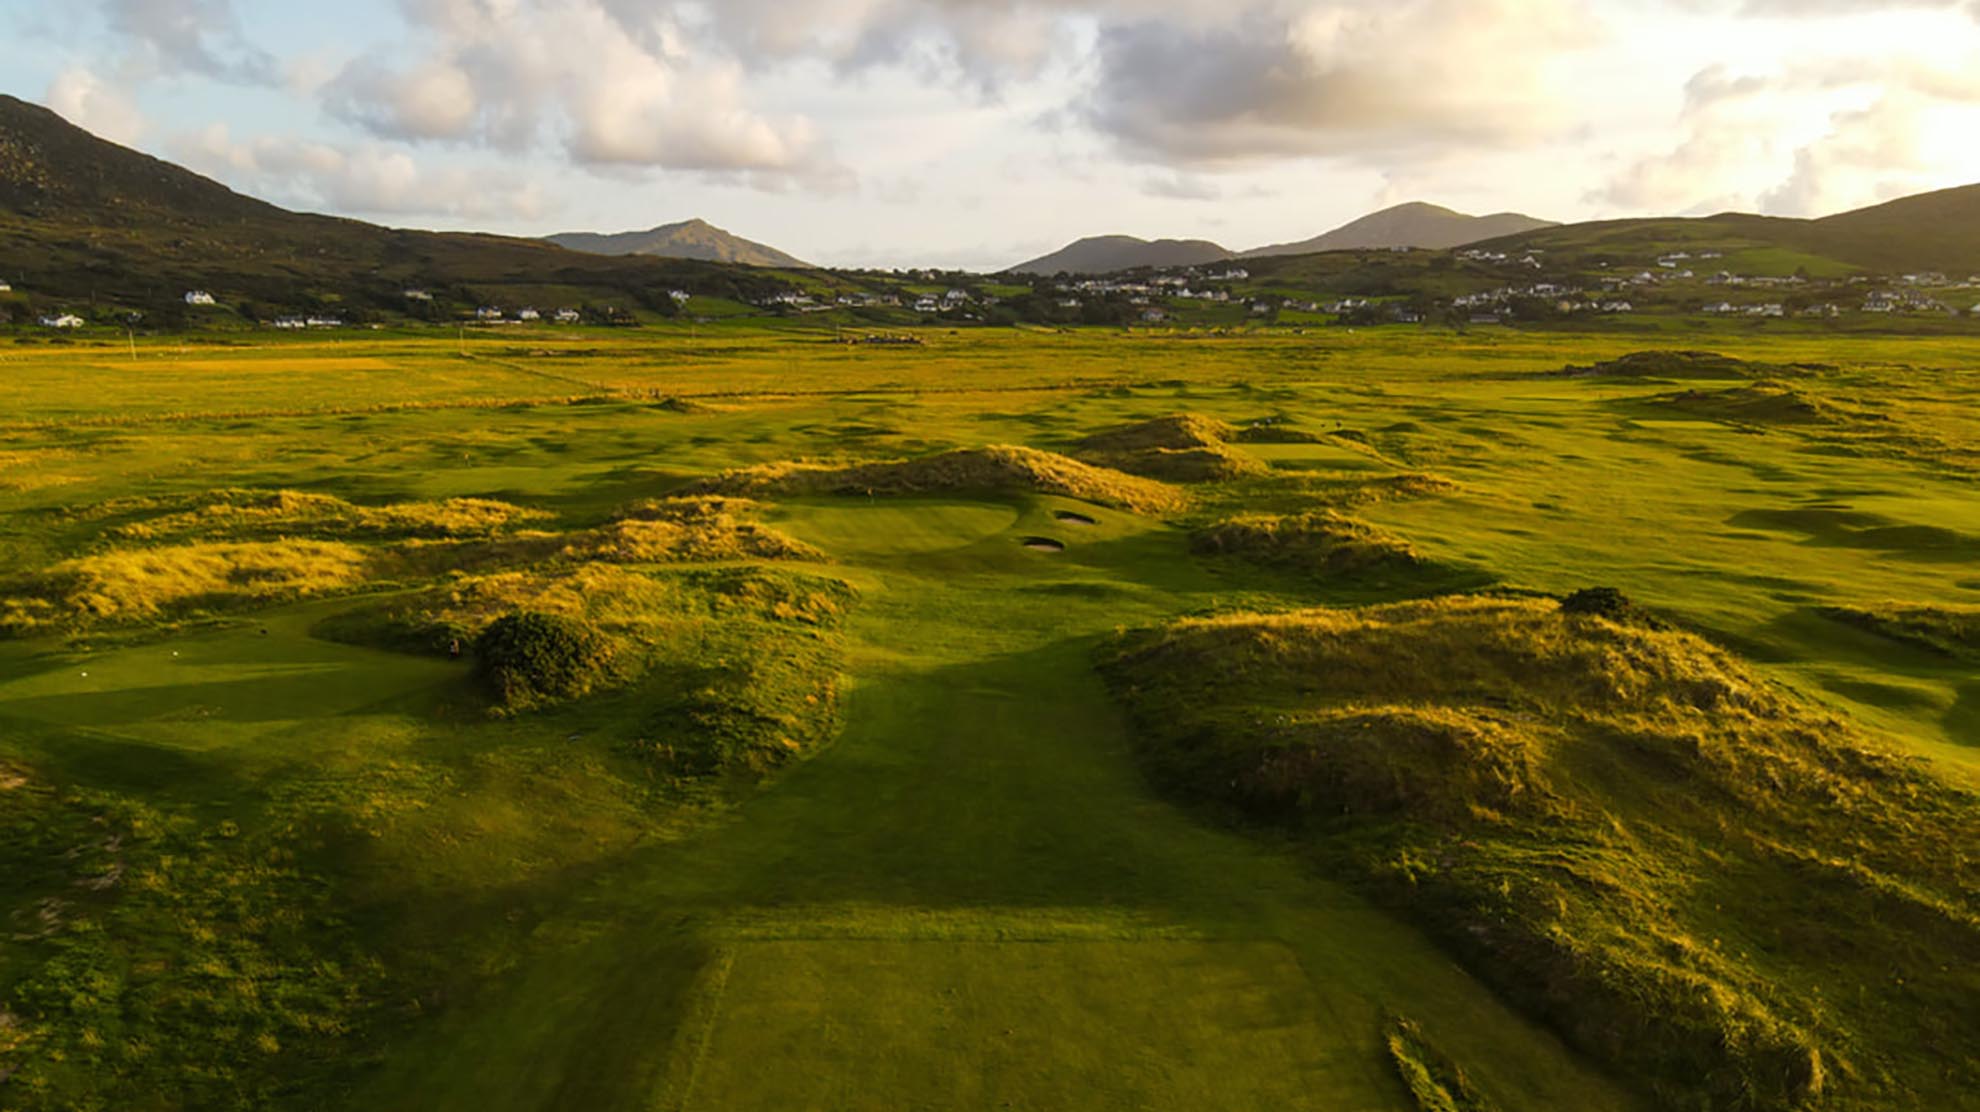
left=515, top=307, right=540, bottom=322
left=668, top=289, right=691, bottom=303
left=272, top=316, right=306, bottom=330
left=0, top=280, right=14, bottom=292
left=39, top=313, right=83, bottom=328
left=184, top=290, right=216, bottom=306
left=475, top=306, right=505, bottom=321
left=403, top=289, right=433, bottom=301
left=554, top=308, right=581, bottom=323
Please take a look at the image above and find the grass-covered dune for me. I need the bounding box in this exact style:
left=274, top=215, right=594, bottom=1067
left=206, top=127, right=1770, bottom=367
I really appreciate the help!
left=1101, top=595, right=1980, bottom=1111
left=686, top=444, right=1188, bottom=513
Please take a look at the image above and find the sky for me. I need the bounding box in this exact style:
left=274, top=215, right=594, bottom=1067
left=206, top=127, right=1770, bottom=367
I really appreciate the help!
left=4, top=0, right=1980, bottom=271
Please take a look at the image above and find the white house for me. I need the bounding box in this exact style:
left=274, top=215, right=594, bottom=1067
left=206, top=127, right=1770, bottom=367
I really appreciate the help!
left=40, top=313, right=83, bottom=329
left=403, top=289, right=433, bottom=302
left=515, top=307, right=541, bottom=321
left=668, top=289, right=691, bottom=303
left=184, top=290, right=216, bottom=306
left=1209, top=268, right=1249, bottom=281
left=913, top=297, right=939, bottom=313
left=554, top=308, right=581, bottom=323
left=0, top=280, right=13, bottom=292
left=273, top=316, right=307, bottom=330
left=306, top=315, right=344, bottom=328
left=475, top=306, right=505, bottom=321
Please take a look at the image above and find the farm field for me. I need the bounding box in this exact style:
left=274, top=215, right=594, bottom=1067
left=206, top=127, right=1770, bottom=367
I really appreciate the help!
left=1, top=325, right=1977, bottom=1110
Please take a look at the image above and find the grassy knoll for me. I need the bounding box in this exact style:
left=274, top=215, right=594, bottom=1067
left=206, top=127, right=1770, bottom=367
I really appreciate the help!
left=1101, top=596, right=1980, bottom=1109
left=0, top=325, right=1977, bottom=1110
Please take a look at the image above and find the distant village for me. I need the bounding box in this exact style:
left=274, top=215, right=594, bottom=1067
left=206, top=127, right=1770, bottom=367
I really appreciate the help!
left=6, top=250, right=1980, bottom=334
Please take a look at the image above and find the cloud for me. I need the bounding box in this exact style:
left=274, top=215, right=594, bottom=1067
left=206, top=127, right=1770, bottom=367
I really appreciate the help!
left=322, top=0, right=845, bottom=188
left=44, top=67, right=145, bottom=145
left=100, top=0, right=277, bottom=83
left=1597, top=55, right=1980, bottom=216
left=1141, top=173, right=1222, bottom=201
left=171, top=123, right=552, bottom=222
left=1078, top=1, right=1602, bottom=167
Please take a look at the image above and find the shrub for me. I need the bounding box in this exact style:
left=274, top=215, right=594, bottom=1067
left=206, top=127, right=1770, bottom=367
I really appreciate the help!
left=472, top=611, right=618, bottom=710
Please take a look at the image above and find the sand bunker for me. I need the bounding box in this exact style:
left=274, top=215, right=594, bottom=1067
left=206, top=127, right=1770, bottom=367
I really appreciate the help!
left=1021, top=537, right=1067, bottom=553
left=1054, top=510, right=1099, bottom=526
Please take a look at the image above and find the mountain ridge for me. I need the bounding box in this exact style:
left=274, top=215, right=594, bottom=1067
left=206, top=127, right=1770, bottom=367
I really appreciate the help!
left=1011, top=202, right=1559, bottom=274
left=547, top=218, right=812, bottom=268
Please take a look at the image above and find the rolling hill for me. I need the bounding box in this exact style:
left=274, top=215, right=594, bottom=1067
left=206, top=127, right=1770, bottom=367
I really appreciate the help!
left=0, top=94, right=793, bottom=321
left=546, top=218, right=812, bottom=268
left=1476, top=184, right=1980, bottom=275
left=1009, top=235, right=1235, bottom=275
left=1243, top=202, right=1555, bottom=258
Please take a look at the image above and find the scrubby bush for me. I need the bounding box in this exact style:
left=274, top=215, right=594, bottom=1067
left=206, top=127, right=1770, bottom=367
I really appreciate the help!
left=472, top=611, right=618, bottom=710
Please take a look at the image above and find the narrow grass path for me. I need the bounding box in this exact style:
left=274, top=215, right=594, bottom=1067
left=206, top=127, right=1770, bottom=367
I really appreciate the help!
left=350, top=503, right=1637, bottom=1112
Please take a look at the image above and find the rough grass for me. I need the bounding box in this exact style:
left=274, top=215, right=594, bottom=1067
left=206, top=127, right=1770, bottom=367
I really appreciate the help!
left=561, top=497, right=822, bottom=564
left=108, top=489, right=549, bottom=542
left=685, top=444, right=1187, bottom=513
left=1819, top=602, right=1980, bottom=662
left=2, top=539, right=368, bottom=632
left=1386, top=1015, right=1500, bottom=1112
left=1101, top=596, right=1980, bottom=1111
left=1641, top=382, right=1844, bottom=425
left=1191, top=511, right=1426, bottom=574
left=1555, top=350, right=1786, bottom=380
left=1072, top=413, right=1270, bottom=482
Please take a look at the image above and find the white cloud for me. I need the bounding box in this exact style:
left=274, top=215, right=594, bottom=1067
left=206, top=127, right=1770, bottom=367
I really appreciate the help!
left=323, top=0, right=844, bottom=187
left=44, top=66, right=144, bottom=145
left=171, top=123, right=552, bottom=222
left=99, top=0, right=276, bottom=83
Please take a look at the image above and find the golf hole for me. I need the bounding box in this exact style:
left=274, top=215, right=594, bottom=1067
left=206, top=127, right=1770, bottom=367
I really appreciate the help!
left=1021, top=537, right=1066, bottom=553
left=1053, top=510, right=1099, bottom=526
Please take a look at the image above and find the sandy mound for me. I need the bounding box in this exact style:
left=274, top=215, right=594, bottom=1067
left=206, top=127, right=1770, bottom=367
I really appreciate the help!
left=1072, top=414, right=1268, bottom=482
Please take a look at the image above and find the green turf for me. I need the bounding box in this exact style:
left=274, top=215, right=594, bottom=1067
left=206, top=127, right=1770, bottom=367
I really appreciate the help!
left=2, top=325, right=1976, bottom=1110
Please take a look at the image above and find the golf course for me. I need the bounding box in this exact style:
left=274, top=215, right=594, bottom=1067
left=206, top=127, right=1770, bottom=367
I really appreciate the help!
left=2, top=325, right=1977, bottom=1111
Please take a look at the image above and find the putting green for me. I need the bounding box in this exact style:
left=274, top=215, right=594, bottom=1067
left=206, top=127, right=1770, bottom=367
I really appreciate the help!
left=672, top=940, right=1396, bottom=1111
left=770, top=499, right=1023, bottom=556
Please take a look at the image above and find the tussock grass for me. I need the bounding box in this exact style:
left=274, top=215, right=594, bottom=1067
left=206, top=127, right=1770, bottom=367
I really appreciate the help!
left=1386, top=1015, right=1500, bottom=1112
left=110, top=489, right=549, bottom=542
left=686, top=445, right=1187, bottom=513
left=1072, top=413, right=1270, bottom=482
left=1191, top=511, right=1425, bottom=575
left=561, top=497, right=822, bottom=564
left=1102, top=596, right=1980, bottom=1110
left=2, top=539, right=367, bottom=632
left=1819, top=602, right=1980, bottom=662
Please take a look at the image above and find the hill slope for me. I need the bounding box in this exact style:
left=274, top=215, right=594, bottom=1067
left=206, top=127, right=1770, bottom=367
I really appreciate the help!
left=0, top=95, right=790, bottom=319
left=1009, top=235, right=1234, bottom=275
left=1244, top=202, right=1556, bottom=258
left=546, top=218, right=811, bottom=268
left=1479, top=184, right=1980, bottom=274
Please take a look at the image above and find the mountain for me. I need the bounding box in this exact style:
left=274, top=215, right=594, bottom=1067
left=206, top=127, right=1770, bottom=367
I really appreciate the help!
left=1243, top=202, right=1556, bottom=258
left=1010, top=235, right=1234, bottom=276
left=546, top=218, right=811, bottom=268
left=0, top=94, right=793, bottom=319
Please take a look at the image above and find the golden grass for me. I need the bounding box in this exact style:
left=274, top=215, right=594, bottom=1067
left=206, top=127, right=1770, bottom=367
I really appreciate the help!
left=1191, top=510, right=1423, bottom=573
left=687, top=445, right=1188, bottom=514
left=8, top=539, right=368, bottom=628
left=1103, top=595, right=1980, bottom=1110
left=112, top=489, right=549, bottom=541
left=1073, top=413, right=1270, bottom=482
left=562, top=497, right=821, bottom=564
